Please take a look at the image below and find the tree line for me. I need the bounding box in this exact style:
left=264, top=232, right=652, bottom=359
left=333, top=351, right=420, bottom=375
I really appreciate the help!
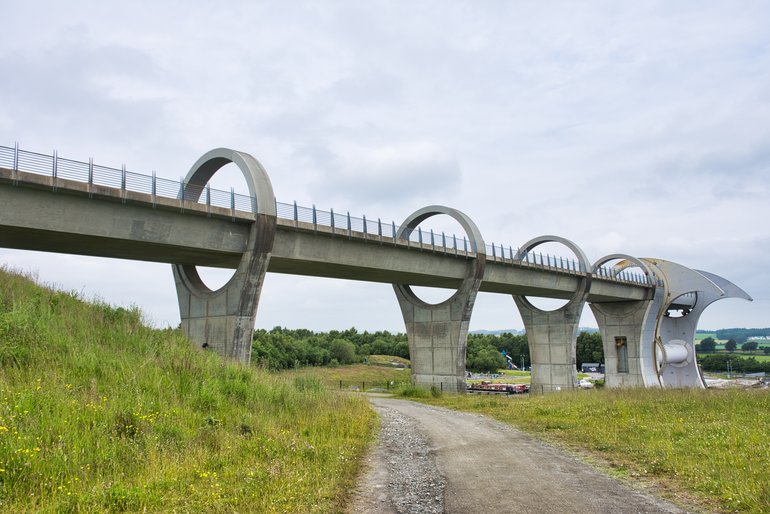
left=251, top=327, right=605, bottom=373
left=714, top=328, right=770, bottom=343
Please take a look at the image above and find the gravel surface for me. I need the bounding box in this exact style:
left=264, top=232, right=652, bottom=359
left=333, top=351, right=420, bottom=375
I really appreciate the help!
left=349, top=396, right=700, bottom=514
left=348, top=398, right=446, bottom=513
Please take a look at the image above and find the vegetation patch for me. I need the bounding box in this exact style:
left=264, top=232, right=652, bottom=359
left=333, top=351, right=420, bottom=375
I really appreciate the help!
left=0, top=267, right=376, bottom=512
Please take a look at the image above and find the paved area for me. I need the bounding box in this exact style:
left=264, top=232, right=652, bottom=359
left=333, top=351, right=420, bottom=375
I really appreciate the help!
left=349, top=397, right=697, bottom=514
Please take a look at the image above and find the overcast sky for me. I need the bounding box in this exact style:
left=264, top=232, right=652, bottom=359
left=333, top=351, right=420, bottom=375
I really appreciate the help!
left=1, top=1, right=768, bottom=333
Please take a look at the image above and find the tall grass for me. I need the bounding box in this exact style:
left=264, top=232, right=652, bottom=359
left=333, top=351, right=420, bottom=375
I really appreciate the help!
left=0, top=267, right=375, bottom=512
left=424, top=388, right=770, bottom=513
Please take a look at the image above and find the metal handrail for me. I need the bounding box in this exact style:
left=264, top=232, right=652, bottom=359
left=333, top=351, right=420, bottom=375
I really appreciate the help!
left=0, top=143, right=656, bottom=286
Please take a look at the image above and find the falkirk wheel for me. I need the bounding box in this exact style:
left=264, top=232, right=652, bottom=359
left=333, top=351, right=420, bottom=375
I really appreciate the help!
left=167, top=148, right=752, bottom=392
left=590, top=256, right=752, bottom=389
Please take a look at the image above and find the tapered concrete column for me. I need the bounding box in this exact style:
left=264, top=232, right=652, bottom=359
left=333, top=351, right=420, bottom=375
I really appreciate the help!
left=513, top=236, right=590, bottom=393
left=589, top=255, right=662, bottom=388
left=173, top=148, right=276, bottom=363
left=393, top=206, right=485, bottom=393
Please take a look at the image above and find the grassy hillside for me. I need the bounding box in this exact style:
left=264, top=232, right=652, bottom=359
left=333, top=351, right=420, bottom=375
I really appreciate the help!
left=0, top=267, right=375, bottom=512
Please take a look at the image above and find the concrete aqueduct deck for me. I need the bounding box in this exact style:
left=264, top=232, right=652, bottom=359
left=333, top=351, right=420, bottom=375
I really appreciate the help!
left=0, top=145, right=753, bottom=392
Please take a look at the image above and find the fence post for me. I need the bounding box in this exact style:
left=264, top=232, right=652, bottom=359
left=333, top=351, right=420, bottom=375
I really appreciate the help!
left=312, top=204, right=317, bottom=230
left=430, top=229, right=435, bottom=251
left=330, top=207, right=335, bottom=236
left=230, top=187, right=235, bottom=220
left=392, top=221, right=396, bottom=246
left=378, top=218, right=383, bottom=244
left=442, top=232, right=446, bottom=252
left=206, top=183, right=211, bottom=215
left=151, top=171, right=157, bottom=208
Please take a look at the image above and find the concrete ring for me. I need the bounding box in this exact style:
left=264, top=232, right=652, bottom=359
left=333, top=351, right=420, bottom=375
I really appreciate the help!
left=175, top=148, right=276, bottom=294
left=592, top=253, right=658, bottom=287
left=394, top=205, right=486, bottom=307
left=514, top=235, right=591, bottom=311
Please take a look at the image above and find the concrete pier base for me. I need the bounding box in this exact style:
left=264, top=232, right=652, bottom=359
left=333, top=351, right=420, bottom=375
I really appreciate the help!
left=393, top=206, right=485, bottom=393
left=514, top=236, right=590, bottom=393
left=589, top=255, right=662, bottom=388
left=173, top=148, right=276, bottom=363
left=515, top=297, right=583, bottom=393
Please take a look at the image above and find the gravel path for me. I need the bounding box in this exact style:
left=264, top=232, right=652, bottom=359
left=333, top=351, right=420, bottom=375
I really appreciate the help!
left=348, top=396, right=699, bottom=514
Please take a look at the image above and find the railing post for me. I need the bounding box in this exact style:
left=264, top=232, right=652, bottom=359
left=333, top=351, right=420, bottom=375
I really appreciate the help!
left=463, top=236, right=468, bottom=254
left=293, top=201, right=298, bottom=227
left=363, top=214, right=367, bottom=237
left=442, top=232, right=446, bottom=253
left=392, top=221, right=397, bottom=246
left=330, top=207, right=335, bottom=236
left=509, top=246, right=514, bottom=264
left=121, top=164, right=127, bottom=203
left=230, top=187, right=235, bottom=220
left=492, top=243, right=496, bottom=259
left=378, top=218, right=382, bottom=244
left=179, top=177, right=185, bottom=212
left=52, top=150, right=58, bottom=191
left=151, top=171, right=157, bottom=207
left=430, top=229, right=435, bottom=251
left=12, top=142, right=18, bottom=185
left=346, top=211, right=352, bottom=239
left=206, top=183, right=211, bottom=216
left=418, top=227, right=423, bottom=249
left=312, top=204, right=317, bottom=230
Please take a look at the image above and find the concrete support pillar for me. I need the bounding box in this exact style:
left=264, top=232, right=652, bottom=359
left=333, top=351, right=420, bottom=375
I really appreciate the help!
left=393, top=206, right=485, bottom=393
left=513, top=236, right=590, bottom=393
left=589, top=255, right=662, bottom=388
left=172, top=148, right=276, bottom=363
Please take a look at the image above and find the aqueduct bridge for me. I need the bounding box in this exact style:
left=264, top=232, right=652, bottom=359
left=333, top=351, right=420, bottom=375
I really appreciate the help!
left=0, top=145, right=751, bottom=393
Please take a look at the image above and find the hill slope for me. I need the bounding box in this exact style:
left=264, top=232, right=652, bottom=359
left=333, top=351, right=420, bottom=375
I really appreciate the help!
left=0, top=267, right=375, bottom=512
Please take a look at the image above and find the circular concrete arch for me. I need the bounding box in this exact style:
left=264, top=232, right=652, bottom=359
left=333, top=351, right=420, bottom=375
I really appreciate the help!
left=394, top=205, right=486, bottom=307
left=592, top=253, right=658, bottom=290
left=175, top=148, right=276, bottom=295
left=514, top=235, right=591, bottom=311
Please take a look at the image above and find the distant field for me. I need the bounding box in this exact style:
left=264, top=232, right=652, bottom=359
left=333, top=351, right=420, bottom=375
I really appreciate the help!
left=280, top=362, right=411, bottom=390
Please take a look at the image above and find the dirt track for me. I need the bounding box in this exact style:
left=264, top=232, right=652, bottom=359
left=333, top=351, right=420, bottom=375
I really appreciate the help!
left=349, top=397, right=697, bottom=514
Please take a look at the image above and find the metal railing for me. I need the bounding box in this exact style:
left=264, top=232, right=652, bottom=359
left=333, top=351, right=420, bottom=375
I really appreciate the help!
left=0, top=143, right=655, bottom=286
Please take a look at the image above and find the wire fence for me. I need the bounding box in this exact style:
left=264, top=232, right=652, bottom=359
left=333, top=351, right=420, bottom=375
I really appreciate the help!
left=0, top=143, right=655, bottom=286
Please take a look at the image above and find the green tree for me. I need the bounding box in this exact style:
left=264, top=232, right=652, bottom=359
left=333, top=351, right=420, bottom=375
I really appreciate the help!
left=329, top=339, right=357, bottom=365
left=725, top=339, right=737, bottom=352
left=576, top=331, right=603, bottom=368
left=742, top=341, right=759, bottom=352
left=698, top=337, right=716, bottom=353
left=466, top=346, right=506, bottom=373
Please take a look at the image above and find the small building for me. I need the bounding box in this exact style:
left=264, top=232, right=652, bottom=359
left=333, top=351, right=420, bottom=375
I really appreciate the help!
left=581, top=363, right=605, bottom=373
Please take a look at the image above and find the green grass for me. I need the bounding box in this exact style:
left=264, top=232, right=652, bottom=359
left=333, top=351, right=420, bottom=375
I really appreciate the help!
left=0, top=267, right=376, bottom=512
left=282, top=363, right=411, bottom=391
left=418, top=388, right=770, bottom=513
